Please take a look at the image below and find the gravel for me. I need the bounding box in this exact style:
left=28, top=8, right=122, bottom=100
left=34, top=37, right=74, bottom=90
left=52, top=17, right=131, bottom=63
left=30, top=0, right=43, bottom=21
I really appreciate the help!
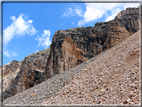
left=3, top=31, right=140, bottom=106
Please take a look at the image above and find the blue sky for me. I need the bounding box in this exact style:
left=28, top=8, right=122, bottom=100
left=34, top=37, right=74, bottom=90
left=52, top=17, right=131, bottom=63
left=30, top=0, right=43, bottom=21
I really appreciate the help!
left=1, top=1, right=140, bottom=65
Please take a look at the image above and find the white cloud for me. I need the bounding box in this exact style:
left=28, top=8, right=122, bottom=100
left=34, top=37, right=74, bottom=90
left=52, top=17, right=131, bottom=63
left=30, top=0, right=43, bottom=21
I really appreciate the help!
left=78, top=3, right=122, bottom=26
left=74, top=5, right=83, bottom=17
left=11, top=16, right=16, bottom=21
left=75, top=9, right=83, bottom=17
left=105, top=3, right=139, bottom=22
left=12, top=51, right=18, bottom=57
left=78, top=3, right=139, bottom=26
left=3, top=49, right=17, bottom=57
left=3, top=13, right=37, bottom=46
left=105, top=8, right=122, bottom=22
left=62, top=5, right=83, bottom=17
left=36, top=29, right=51, bottom=49
left=72, top=22, right=74, bottom=25
left=28, top=19, right=33, bottom=23
left=62, top=8, right=73, bottom=17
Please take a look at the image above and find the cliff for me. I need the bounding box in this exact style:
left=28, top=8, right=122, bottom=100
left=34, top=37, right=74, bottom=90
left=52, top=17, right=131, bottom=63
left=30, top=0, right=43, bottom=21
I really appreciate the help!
left=2, top=48, right=50, bottom=99
left=42, top=6, right=140, bottom=80
left=3, top=30, right=140, bottom=105
left=2, top=6, right=140, bottom=100
left=2, top=60, right=23, bottom=92
left=42, top=30, right=140, bottom=105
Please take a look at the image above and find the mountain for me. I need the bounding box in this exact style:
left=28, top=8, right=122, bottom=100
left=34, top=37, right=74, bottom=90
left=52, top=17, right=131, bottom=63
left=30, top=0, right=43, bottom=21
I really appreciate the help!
left=1, top=5, right=140, bottom=101
left=42, top=30, right=140, bottom=105
left=2, top=60, right=23, bottom=92
left=3, top=30, right=140, bottom=105
left=2, top=48, right=50, bottom=99
left=43, top=6, right=139, bottom=80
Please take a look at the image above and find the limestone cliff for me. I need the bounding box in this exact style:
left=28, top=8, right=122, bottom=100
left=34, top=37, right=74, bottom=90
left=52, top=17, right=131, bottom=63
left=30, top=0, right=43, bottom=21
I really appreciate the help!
left=42, top=6, right=140, bottom=80
left=3, top=30, right=140, bottom=105
left=2, top=6, right=140, bottom=100
left=1, top=60, right=22, bottom=92
left=2, top=48, right=50, bottom=99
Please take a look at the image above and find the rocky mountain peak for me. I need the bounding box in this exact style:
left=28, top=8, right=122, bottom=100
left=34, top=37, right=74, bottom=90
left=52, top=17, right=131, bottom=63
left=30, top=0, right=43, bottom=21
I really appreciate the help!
left=43, top=5, right=140, bottom=81
left=2, top=6, right=141, bottom=100
left=115, top=6, right=139, bottom=20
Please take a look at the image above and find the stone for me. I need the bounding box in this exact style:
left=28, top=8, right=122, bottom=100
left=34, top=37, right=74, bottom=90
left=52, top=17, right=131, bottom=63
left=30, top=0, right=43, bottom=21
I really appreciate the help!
left=123, top=99, right=128, bottom=104
left=3, top=24, right=141, bottom=105
left=63, top=92, right=66, bottom=95
left=2, top=48, right=50, bottom=100
left=2, top=6, right=141, bottom=100
left=42, top=6, right=140, bottom=81
left=91, top=88, right=97, bottom=92
left=1, top=60, right=23, bottom=92
left=30, top=93, right=37, bottom=97
left=96, top=100, right=101, bottom=104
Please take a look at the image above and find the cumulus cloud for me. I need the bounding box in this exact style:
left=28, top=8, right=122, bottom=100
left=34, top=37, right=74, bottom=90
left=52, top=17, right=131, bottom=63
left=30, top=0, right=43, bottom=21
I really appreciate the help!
left=28, top=19, right=33, bottom=23
left=36, top=29, right=51, bottom=49
left=78, top=3, right=139, bottom=26
left=62, top=5, right=83, bottom=17
left=74, top=5, right=83, bottom=17
left=11, top=16, right=16, bottom=21
left=3, top=13, right=37, bottom=57
left=3, top=13, right=37, bottom=46
left=3, top=49, right=17, bottom=58
left=78, top=3, right=122, bottom=26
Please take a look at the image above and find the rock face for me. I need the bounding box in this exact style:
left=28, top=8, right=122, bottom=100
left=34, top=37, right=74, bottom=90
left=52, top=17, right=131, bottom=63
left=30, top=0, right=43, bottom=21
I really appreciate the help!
left=42, top=30, right=140, bottom=105
left=114, top=7, right=139, bottom=35
left=1, top=60, right=22, bottom=92
left=2, top=48, right=50, bottom=100
left=14, top=48, right=50, bottom=91
left=3, top=30, right=140, bottom=105
left=2, top=6, right=140, bottom=100
left=42, top=6, right=140, bottom=80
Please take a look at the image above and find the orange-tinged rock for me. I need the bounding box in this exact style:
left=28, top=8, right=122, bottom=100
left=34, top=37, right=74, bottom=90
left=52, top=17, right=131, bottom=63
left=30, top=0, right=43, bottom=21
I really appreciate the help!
left=63, top=92, right=66, bottom=95
left=30, top=93, right=37, bottom=97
